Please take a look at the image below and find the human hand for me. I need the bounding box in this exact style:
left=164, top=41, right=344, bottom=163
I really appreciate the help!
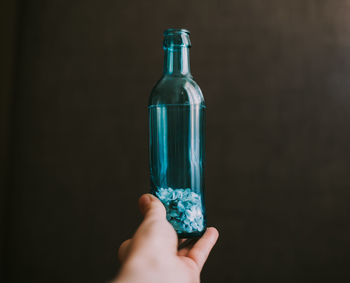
left=113, top=193, right=219, bottom=283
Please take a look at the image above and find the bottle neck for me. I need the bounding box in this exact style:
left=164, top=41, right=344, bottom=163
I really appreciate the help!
left=163, top=47, right=191, bottom=76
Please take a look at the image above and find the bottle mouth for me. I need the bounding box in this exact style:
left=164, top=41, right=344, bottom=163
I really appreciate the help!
left=163, top=28, right=191, bottom=49
left=164, top=28, right=190, bottom=35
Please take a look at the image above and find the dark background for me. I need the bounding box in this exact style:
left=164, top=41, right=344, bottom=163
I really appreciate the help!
left=1, top=0, right=350, bottom=282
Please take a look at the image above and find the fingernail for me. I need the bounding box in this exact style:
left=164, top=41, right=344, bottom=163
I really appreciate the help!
left=144, top=194, right=152, bottom=204
left=140, top=194, right=152, bottom=214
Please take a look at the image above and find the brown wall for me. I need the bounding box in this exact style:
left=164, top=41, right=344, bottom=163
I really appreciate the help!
left=1, top=0, right=18, bottom=281
left=4, top=1, right=350, bottom=282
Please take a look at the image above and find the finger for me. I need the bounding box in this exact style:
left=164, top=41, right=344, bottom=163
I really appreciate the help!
left=129, top=194, right=177, bottom=255
left=118, top=239, right=132, bottom=262
left=138, top=193, right=166, bottom=220
left=178, top=238, right=196, bottom=250
left=187, top=227, right=219, bottom=271
left=177, top=238, right=195, bottom=256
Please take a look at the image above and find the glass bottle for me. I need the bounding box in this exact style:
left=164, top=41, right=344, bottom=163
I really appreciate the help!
left=148, top=28, right=206, bottom=238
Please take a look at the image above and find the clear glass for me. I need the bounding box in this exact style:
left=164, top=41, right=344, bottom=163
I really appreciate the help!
left=148, top=29, right=206, bottom=238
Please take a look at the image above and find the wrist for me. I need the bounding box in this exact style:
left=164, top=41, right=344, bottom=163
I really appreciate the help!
left=114, top=255, right=176, bottom=283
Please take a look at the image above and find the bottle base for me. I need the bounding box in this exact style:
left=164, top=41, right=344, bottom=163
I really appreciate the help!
left=177, top=228, right=207, bottom=239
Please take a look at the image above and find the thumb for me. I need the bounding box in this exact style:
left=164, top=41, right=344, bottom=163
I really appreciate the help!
left=138, top=193, right=167, bottom=221
left=125, top=194, right=176, bottom=258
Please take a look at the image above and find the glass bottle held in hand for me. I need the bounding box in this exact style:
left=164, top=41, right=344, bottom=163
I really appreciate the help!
left=148, top=29, right=206, bottom=238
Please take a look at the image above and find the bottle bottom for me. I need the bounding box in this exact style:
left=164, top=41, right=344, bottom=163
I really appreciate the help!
left=177, top=229, right=206, bottom=239
left=152, top=187, right=206, bottom=237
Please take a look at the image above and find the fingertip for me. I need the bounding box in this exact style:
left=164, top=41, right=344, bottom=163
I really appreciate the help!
left=138, top=194, right=152, bottom=215
left=187, top=227, right=219, bottom=270
left=139, top=194, right=152, bottom=205
left=205, top=227, right=219, bottom=247
left=139, top=193, right=159, bottom=204
left=146, top=193, right=162, bottom=203
left=138, top=193, right=166, bottom=219
left=207, top=227, right=219, bottom=240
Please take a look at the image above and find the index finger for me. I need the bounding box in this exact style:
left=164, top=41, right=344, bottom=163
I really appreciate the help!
left=187, top=227, right=219, bottom=270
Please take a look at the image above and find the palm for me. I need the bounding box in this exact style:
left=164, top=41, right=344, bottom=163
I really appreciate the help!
left=116, top=194, right=218, bottom=283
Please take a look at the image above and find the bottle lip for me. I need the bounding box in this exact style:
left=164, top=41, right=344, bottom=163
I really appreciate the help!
left=164, top=28, right=190, bottom=35
left=163, top=28, right=191, bottom=49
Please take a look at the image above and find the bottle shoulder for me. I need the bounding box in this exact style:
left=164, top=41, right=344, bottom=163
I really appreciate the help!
left=148, top=75, right=205, bottom=106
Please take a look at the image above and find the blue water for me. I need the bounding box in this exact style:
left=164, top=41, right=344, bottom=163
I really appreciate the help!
left=148, top=104, right=206, bottom=237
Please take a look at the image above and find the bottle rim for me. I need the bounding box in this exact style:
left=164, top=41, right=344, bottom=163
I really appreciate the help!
left=164, top=28, right=190, bottom=35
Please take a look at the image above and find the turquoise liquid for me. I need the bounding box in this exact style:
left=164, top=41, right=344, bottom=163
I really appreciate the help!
left=148, top=104, right=206, bottom=238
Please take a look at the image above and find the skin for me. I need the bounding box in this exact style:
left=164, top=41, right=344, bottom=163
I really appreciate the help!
left=113, top=193, right=219, bottom=283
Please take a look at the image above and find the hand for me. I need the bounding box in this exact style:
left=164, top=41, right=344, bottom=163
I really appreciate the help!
left=113, top=193, right=219, bottom=283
